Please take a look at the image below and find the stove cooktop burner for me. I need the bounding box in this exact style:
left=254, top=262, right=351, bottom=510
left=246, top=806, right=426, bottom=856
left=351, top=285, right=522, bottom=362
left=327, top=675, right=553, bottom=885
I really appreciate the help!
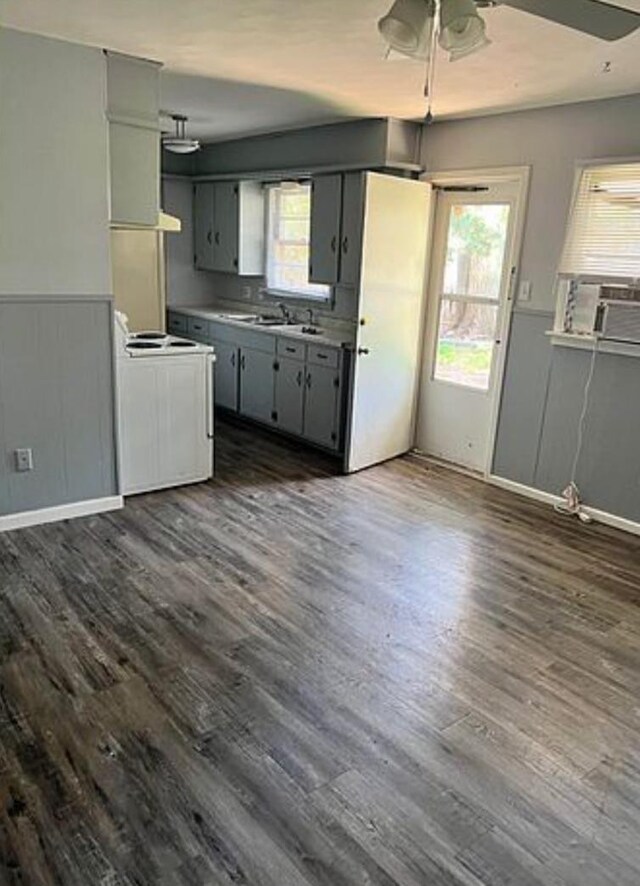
left=134, top=332, right=168, bottom=340
left=127, top=341, right=163, bottom=350
left=169, top=340, right=196, bottom=348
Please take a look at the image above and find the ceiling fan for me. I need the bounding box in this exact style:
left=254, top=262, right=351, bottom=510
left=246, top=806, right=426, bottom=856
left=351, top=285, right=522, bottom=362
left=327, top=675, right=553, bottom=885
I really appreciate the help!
left=378, top=0, right=640, bottom=63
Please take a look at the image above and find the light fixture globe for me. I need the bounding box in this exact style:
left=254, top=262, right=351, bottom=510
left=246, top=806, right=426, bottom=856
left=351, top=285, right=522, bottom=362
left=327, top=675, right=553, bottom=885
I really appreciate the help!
left=378, top=0, right=433, bottom=53
left=162, top=114, right=201, bottom=154
left=439, top=0, right=490, bottom=60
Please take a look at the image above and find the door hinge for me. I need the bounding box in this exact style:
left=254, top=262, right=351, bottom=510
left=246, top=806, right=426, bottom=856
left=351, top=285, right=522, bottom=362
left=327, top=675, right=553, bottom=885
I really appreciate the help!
left=273, top=360, right=280, bottom=371
left=271, top=410, right=278, bottom=422
left=333, top=376, right=340, bottom=388
left=331, top=431, right=337, bottom=442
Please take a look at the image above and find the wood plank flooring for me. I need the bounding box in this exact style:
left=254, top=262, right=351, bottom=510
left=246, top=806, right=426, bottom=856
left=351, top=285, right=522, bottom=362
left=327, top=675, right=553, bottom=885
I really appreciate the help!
left=1, top=418, right=640, bottom=885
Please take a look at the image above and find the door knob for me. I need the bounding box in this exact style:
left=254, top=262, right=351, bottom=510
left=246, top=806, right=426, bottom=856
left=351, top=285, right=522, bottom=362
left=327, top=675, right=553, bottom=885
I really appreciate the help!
left=357, top=347, right=370, bottom=356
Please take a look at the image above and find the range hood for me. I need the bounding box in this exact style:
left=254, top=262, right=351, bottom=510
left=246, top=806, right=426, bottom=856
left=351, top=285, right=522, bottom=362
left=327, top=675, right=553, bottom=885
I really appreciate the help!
left=110, top=211, right=181, bottom=232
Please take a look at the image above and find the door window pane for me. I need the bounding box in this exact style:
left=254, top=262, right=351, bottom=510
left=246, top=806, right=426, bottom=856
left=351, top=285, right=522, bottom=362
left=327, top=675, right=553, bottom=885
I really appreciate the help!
left=443, top=204, right=510, bottom=299
left=433, top=300, right=498, bottom=390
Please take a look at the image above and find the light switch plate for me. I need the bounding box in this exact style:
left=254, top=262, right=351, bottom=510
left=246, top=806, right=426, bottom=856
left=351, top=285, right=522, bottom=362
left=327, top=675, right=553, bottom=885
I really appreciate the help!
left=15, top=448, right=34, bottom=472
left=519, top=280, right=532, bottom=302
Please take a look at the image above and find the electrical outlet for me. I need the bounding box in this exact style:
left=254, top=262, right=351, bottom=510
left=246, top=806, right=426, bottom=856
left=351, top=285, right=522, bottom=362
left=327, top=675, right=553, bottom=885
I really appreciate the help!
left=15, top=448, right=34, bottom=472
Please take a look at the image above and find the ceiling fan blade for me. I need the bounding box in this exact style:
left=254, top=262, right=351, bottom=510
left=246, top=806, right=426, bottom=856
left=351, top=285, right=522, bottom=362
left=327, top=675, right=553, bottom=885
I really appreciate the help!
left=501, top=0, right=640, bottom=40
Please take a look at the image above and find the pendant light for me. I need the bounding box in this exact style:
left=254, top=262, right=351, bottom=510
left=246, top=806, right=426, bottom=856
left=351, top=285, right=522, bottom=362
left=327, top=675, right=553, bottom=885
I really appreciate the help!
left=162, top=115, right=200, bottom=154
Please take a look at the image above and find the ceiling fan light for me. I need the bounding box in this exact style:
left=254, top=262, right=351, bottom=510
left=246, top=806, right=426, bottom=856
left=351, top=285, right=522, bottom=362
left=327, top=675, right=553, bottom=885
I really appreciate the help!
left=439, top=0, right=489, bottom=59
left=378, top=0, right=433, bottom=53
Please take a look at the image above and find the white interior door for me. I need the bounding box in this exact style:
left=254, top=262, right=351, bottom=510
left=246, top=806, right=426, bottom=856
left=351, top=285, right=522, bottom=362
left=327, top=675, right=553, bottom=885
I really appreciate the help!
left=345, top=174, right=432, bottom=473
left=415, top=182, right=519, bottom=472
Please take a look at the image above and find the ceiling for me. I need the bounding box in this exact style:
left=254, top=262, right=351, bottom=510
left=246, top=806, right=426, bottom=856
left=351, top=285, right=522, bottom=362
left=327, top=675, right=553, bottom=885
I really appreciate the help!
left=2, top=0, right=640, bottom=141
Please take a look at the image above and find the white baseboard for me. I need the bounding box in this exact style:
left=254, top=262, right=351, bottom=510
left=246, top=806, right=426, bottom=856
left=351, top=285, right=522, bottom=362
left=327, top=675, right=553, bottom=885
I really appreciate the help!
left=0, top=495, right=123, bottom=533
left=488, top=474, right=640, bottom=538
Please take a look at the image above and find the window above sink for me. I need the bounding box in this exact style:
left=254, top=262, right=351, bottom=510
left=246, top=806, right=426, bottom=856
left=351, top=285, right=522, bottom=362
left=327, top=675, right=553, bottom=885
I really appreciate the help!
left=265, top=182, right=332, bottom=303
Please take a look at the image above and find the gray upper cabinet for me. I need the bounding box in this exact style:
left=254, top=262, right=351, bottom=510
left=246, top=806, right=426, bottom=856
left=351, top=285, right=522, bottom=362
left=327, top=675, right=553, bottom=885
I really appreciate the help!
left=303, top=362, right=341, bottom=450
left=274, top=356, right=305, bottom=436
left=193, top=181, right=264, bottom=275
left=309, top=173, right=364, bottom=287
left=309, top=175, right=342, bottom=285
left=105, top=52, right=161, bottom=227
left=194, top=183, right=215, bottom=269
left=213, top=182, right=240, bottom=273
left=239, top=347, right=276, bottom=424
left=339, top=173, right=365, bottom=287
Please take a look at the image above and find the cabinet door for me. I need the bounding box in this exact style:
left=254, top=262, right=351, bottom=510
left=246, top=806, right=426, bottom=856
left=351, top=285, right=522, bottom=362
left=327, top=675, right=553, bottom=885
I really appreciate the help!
left=213, top=182, right=239, bottom=273
left=194, top=183, right=215, bottom=269
left=303, top=364, right=340, bottom=450
left=212, top=340, right=238, bottom=411
left=309, top=174, right=342, bottom=285
left=274, top=357, right=305, bottom=435
left=339, top=173, right=364, bottom=287
left=239, top=347, right=275, bottom=424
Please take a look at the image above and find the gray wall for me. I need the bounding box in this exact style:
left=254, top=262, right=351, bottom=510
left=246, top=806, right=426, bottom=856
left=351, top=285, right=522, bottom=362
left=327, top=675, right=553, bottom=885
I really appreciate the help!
left=0, top=29, right=118, bottom=518
left=0, top=29, right=111, bottom=296
left=422, top=93, right=640, bottom=314
left=0, top=298, right=117, bottom=516
left=422, top=94, right=640, bottom=522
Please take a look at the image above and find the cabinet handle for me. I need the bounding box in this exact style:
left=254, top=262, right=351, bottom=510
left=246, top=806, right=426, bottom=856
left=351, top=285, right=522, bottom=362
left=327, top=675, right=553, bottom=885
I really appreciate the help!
left=317, top=352, right=328, bottom=360
left=357, top=347, right=370, bottom=356
left=330, top=235, right=337, bottom=253
left=231, top=352, right=236, bottom=367
left=342, top=236, right=349, bottom=254
left=214, top=231, right=220, bottom=246
left=285, top=346, right=296, bottom=353
left=296, top=370, right=302, bottom=386
left=207, top=231, right=212, bottom=245
left=240, top=354, right=246, bottom=370
left=306, top=373, right=312, bottom=389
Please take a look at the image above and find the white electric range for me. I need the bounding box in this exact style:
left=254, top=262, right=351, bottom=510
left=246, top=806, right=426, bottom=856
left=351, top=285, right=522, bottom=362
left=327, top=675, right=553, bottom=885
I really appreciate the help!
left=114, top=312, right=215, bottom=495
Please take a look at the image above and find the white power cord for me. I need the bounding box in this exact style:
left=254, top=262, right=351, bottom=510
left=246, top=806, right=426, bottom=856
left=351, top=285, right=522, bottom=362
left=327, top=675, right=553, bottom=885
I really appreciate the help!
left=554, top=338, right=599, bottom=523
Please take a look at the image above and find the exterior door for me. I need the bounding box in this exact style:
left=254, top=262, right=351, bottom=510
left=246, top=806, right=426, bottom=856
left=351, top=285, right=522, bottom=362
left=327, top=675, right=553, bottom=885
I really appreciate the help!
left=415, top=182, right=519, bottom=472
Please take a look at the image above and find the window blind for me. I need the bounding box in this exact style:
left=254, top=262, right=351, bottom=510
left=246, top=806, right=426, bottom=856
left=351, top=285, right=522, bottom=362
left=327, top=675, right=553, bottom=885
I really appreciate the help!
left=559, top=162, right=640, bottom=280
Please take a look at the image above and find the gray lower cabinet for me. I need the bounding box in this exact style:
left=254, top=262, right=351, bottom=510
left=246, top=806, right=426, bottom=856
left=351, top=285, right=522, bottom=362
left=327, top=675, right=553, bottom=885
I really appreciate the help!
left=303, top=363, right=341, bottom=450
left=274, top=357, right=305, bottom=435
left=239, top=347, right=276, bottom=424
left=212, top=340, right=239, bottom=411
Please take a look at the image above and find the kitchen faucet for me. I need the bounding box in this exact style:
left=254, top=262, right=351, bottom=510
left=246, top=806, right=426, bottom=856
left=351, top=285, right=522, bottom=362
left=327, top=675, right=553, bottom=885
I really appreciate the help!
left=305, top=308, right=315, bottom=326
left=278, top=302, right=291, bottom=323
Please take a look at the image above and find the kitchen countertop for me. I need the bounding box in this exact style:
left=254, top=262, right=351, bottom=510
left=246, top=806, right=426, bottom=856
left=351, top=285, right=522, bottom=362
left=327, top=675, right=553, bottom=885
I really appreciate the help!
left=172, top=305, right=355, bottom=349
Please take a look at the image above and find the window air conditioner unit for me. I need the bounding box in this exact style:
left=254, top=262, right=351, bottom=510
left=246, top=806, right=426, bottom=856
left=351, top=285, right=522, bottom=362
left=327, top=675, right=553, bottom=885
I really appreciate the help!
left=594, top=285, right=640, bottom=344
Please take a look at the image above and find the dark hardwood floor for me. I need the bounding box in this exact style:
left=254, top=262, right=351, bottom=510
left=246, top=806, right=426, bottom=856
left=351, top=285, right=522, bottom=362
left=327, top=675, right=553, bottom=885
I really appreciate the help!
left=1, top=418, right=640, bottom=885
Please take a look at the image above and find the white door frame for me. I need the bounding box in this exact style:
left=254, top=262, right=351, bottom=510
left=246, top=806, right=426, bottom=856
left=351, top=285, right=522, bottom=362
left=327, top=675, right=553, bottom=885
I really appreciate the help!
left=418, top=165, right=531, bottom=477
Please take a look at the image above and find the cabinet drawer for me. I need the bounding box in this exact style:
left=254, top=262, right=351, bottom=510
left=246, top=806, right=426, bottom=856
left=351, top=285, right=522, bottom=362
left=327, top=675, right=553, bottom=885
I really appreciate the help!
left=187, top=317, right=210, bottom=341
left=307, top=344, right=340, bottom=369
left=277, top=338, right=306, bottom=361
left=167, top=312, right=188, bottom=335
